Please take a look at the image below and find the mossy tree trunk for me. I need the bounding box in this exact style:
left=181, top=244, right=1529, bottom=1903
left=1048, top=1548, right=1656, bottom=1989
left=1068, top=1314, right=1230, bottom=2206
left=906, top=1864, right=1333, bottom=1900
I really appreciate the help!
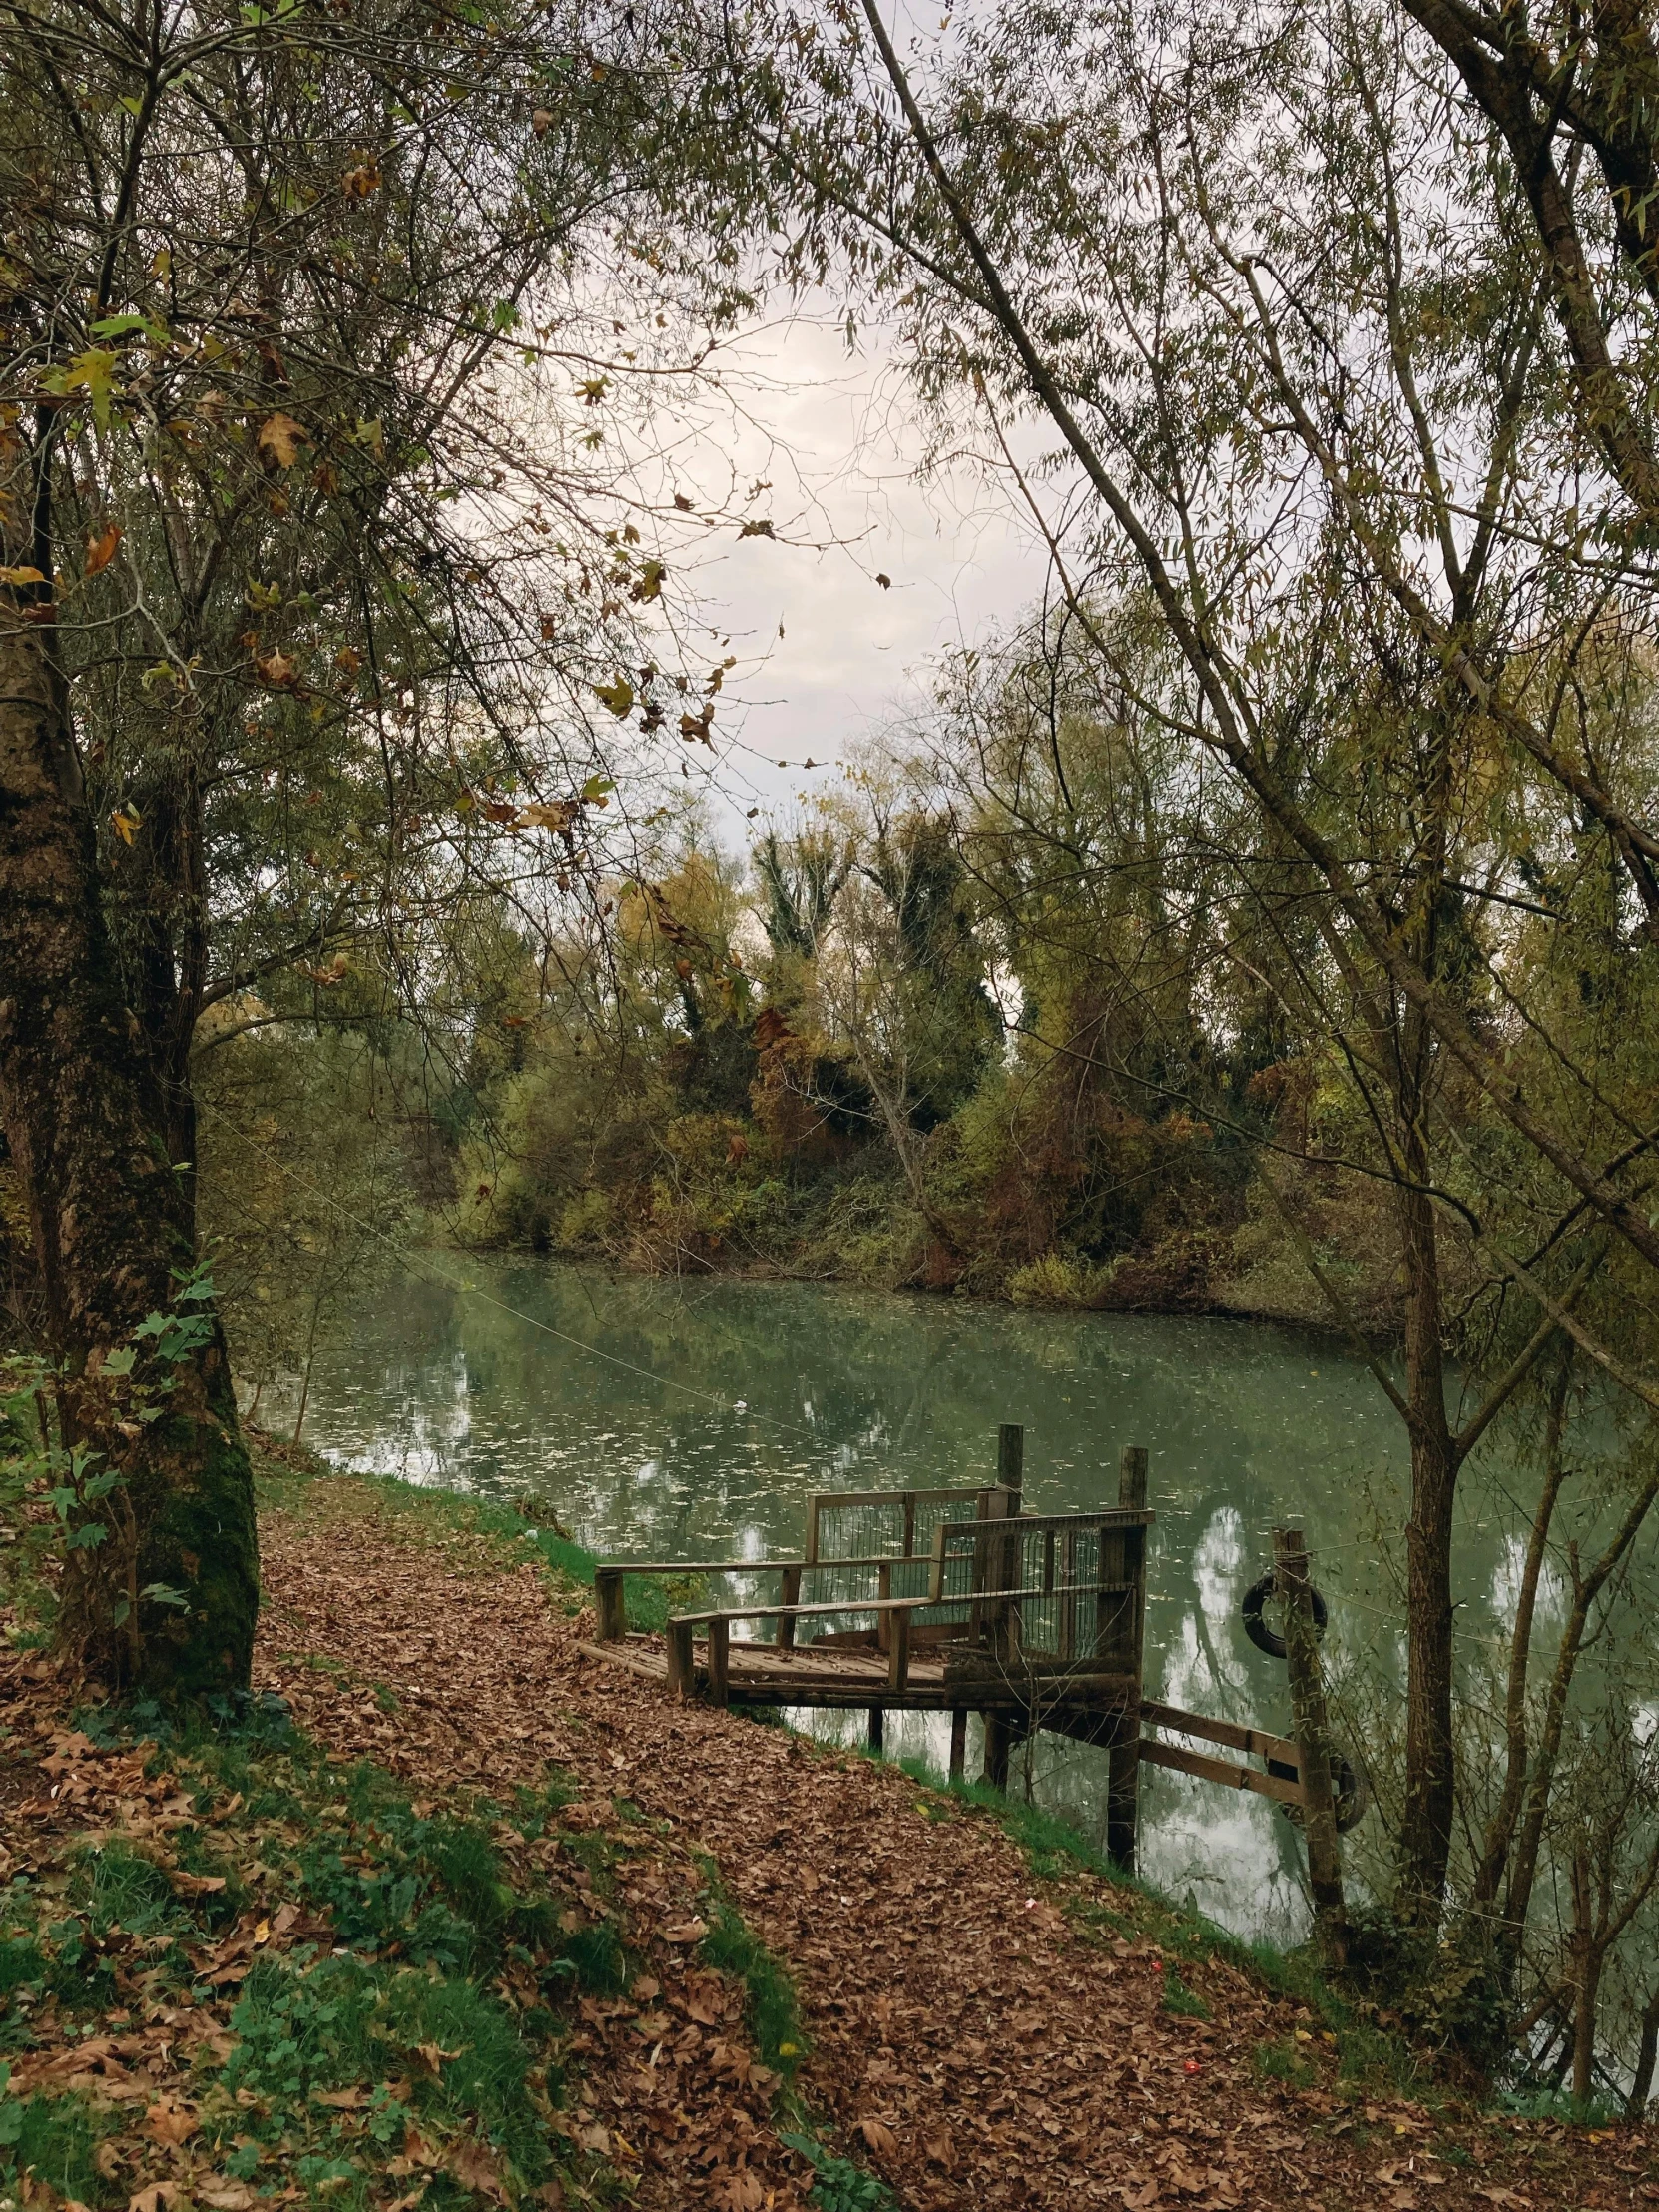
left=0, top=417, right=258, bottom=1696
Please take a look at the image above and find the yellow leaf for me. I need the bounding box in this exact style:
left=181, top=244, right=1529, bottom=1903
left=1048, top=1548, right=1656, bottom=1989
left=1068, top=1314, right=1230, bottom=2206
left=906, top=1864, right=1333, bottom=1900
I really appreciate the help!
left=111, top=806, right=142, bottom=845
left=85, top=524, right=123, bottom=576
left=0, top=564, right=46, bottom=586
left=56, top=346, right=122, bottom=431
left=594, top=676, right=634, bottom=717
left=258, top=412, right=308, bottom=468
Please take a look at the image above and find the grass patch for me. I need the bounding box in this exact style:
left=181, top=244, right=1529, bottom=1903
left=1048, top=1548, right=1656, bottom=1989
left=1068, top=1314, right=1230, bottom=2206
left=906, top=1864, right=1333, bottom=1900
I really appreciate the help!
left=1252, top=2037, right=1317, bottom=2090
left=0, top=2068, right=114, bottom=2203
left=1161, top=1968, right=1211, bottom=2020
left=694, top=1859, right=808, bottom=2088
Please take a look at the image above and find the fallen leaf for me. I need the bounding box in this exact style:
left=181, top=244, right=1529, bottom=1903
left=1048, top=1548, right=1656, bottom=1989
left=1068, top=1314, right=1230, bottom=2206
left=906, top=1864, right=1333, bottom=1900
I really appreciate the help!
left=856, top=2117, right=899, bottom=2160
left=144, top=2096, right=198, bottom=2148
left=196, top=2183, right=257, bottom=2210
left=128, top=2187, right=181, bottom=2212
left=661, top=1920, right=707, bottom=1943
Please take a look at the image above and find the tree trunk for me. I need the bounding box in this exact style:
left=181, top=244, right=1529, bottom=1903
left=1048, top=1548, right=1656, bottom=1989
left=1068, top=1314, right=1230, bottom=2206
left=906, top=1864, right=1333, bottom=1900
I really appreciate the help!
left=0, top=419, right=258, bottom=1697
left=1569, top=1846, right=1601, bottom=2107
left=1470, top=1353, right=1571, bottom=1911
left=1392, top=1035, right=1461, bottom=1928
left=1629, top=1985, right=1659, bottom=2119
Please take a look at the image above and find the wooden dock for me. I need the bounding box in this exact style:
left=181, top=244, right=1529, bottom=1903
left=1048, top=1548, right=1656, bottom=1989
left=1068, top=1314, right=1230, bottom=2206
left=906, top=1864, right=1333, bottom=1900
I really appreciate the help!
left=580, top=1424, right=1343, bottom=1870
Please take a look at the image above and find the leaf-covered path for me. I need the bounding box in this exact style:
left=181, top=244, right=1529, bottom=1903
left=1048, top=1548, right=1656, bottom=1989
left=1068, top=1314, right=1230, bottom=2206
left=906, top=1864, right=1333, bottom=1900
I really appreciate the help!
left=257, top=1480, right=1653, bottom=2212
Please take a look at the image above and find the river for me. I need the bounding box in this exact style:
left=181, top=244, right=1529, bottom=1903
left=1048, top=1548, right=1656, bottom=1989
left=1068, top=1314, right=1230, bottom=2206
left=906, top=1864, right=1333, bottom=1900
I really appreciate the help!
left=258, top=1257, right=1549, bottom=1947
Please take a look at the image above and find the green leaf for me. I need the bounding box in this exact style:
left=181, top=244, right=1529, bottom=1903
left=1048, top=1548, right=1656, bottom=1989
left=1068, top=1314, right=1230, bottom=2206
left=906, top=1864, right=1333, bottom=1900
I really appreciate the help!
left=593, top=677, right=634, bottom=718
left=103, top=1346, right=137, bottom=1375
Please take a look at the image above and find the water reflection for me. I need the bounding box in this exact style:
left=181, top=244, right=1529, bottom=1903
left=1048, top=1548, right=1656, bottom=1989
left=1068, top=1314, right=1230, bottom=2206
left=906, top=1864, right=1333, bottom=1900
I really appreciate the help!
left=257, top=1257, right=1533, bottom=1944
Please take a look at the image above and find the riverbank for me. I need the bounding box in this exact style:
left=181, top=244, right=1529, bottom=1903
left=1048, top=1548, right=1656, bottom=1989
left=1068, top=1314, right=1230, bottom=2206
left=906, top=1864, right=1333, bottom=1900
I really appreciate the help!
left=1, top=1449, right=1649, bottom=2210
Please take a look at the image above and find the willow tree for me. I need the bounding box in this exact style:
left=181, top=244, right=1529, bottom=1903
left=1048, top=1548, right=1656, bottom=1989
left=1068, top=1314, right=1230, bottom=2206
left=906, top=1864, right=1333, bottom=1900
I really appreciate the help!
left=0, top=0, right=715, bottom=1690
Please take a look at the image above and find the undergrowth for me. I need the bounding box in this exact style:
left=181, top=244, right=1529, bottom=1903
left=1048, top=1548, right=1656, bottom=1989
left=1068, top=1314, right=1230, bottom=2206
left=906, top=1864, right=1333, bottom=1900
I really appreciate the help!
left=0, top=1691, right=634, bottom=2211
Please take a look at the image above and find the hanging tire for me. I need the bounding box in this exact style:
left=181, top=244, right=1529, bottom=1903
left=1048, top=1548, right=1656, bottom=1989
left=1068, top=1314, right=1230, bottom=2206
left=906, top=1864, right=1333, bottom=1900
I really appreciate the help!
left=1270, top=1747, right=1371, bottom=1833
left=1242, top=1569, right=1327, bottom=1658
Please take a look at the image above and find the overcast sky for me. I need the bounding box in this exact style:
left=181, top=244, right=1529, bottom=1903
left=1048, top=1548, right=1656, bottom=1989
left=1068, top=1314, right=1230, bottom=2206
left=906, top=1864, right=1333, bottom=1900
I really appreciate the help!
left=643, top=314, right=1051, bottom=843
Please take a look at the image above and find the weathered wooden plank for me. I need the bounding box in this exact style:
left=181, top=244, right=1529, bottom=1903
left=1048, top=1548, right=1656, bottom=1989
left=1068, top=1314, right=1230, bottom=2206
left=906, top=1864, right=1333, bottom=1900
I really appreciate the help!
left=708, top=1618, right=730, bottom=1707
left=887, top=1608, right=911, bottom=1690
left=1141, top=1699, right=1299, bottom=1770
left=1139, top=1737, right=1305, bottom=1807
left=776, top=1564, right=802, bottom=1650
left=594, top=1568, right=627, bottom=1642
left=666, top=1619, right=694, bottom=1699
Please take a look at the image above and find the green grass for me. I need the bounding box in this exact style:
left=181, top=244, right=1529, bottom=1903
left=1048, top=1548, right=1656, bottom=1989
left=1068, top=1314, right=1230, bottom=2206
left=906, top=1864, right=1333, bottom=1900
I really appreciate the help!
left=0, top=2067, right=114, bottom=2204
left=694, top=1858, right=809, bottom=2088
left=9, top=1695, right=639, bottom=2210
left=1251, top=2037, right=1317, bottom=2089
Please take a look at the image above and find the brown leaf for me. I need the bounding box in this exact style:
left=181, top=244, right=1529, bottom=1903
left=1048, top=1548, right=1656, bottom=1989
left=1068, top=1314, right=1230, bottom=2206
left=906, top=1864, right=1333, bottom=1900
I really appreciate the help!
left=169, top=1869, right=226, bottom=1897
left=855, top=2118, right=899, bottom=2161
left=128, top=2186, right=181, bottom=2212
left=258, top=413, right=308, bottom=469
left=196, top=2183, right=257, bottom=2211
left=441, top=2138, right=509, bottom=2202
left=661, top=1919, right=708, bottom=1943
left=85, top=525, right=123, bottom=576
left=143, top=2096, right=198, bottom=2148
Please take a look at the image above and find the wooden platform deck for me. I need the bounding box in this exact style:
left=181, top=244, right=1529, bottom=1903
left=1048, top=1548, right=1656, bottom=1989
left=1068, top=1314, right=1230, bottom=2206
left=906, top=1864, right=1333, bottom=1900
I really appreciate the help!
left=577, top=1629, right=1138, bottom=1715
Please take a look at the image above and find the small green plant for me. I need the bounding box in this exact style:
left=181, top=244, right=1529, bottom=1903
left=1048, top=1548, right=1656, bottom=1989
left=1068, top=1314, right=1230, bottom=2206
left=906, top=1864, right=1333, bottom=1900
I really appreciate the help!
left=1495, top=2086, right=1621, bottom=2127
left=779, top=2132, right=898, bottom=2212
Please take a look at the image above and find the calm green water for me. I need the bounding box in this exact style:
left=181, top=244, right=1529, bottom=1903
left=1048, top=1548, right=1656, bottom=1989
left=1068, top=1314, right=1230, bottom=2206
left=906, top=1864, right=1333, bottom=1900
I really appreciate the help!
left=263, top=1259, right=1548, bottom=1944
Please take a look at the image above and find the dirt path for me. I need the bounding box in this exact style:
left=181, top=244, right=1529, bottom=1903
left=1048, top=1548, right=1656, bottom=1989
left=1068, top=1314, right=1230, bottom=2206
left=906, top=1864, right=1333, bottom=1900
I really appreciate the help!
left=256, top=1486, right=1655, bottom=2212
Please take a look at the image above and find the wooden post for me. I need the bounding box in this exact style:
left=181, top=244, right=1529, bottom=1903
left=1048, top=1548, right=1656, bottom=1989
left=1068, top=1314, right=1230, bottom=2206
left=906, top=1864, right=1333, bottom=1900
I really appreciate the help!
left=876, top=1560, right=893, bottom=1653
left=776, top=1563, right=802, bottom=1649
left=1275, top=1527, right=1348, bottom=1968
left=1101, top=1445, right=1148, bottom=1871
left=594, top=1569, right=626, bottom=1643
left=868, top=1704, right=885, bottom=1753
left=708, top=1617, right=730, bottom=1708
left=666, top=1618, right=694, bottom=1699
left=979, top=1429, right=1023, bottom=1791
left=949, top=1707, right=967, bottom=1783
left=997, top=1420, right=1025, bottom=1494
left=887, top=1606, right=911, bottom=1690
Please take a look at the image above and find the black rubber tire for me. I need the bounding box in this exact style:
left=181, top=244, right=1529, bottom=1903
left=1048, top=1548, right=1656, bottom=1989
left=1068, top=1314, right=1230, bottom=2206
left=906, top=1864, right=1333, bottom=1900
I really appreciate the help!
left=1269, top=1748, right=1371, bottom=1833
left=1242, top=1569, right=1328, bottom=1659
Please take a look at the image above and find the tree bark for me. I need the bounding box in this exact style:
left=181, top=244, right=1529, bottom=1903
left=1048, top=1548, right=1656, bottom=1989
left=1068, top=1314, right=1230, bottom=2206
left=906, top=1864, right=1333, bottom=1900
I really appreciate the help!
left=0, top=418, right=258, bottom=1696
left=1393, top=1013, right=1461, bottom=1927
